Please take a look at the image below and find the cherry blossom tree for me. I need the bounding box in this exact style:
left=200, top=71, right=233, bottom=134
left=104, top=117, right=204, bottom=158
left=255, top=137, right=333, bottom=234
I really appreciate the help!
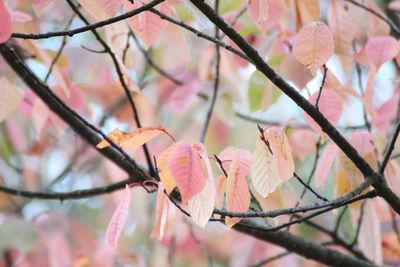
left=1, top=0, right=400, bottom=266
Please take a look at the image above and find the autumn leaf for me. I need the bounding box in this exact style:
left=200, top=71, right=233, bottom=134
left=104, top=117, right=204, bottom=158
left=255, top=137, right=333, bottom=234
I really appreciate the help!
left=31, top=0, right=55, bottom=17
left=0, top=0, right=12, bottom=44
left=105, top=185, right=132, bottom=249
left=293, top=21, right=334, bottom=74
left=188, top=143, right=216, bottom=227
left=314, top=142, right=338, bottom=188
left=168, top=142, right=206, bottom=202
left=157, top=143, right=178, bottom=194
left=96, top=126, right=172, bottom=149
left=151, top=185, right=170, bottom=240
left=225, top=160, right=251, bottom=227
left=251, top=135, right=279, bottom=197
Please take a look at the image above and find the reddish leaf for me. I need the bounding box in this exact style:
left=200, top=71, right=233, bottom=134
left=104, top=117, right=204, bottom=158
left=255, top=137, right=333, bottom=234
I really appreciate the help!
left=158, top=143, right=178, bottom=194
left=105, top=185, right=132, bottom=249
left=0, top=0, right=12, bottom=44
left=168, top=142, right=206, bottom=202
left=355, top=36, right=400, bottom=68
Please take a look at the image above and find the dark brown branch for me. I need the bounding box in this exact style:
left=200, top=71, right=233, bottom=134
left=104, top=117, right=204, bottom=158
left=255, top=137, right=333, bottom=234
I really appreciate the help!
left=234, top=219, right=379, bottom=267
left=380, top=119, right=400, bottom=174
left=315, top=64, right=328, bottom=109
left=11, top=0, right=165, bottom=39
left=293, top=172, right=328, bottom=202
left=188, top=0, right=400, bottom=214
left=214, top=180, right=372, bottom=218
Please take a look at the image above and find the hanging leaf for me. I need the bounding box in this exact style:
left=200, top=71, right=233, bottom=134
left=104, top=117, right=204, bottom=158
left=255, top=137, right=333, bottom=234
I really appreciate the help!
left=150, top=185, right=170, bottom=240
left=293, top=21, right=334, bottom=74
left=0, top=0, right=12, bottom=44
left=168, top=142, right=206, bottom=202
left=0, top=77, right=25, bottom=123
left=105, top=185, right=132, bottom=249
left=355, top=36, right=400, bottom=69
left=251, top=135, right=279, bottom=197
left=314, top=142, right=338, bottom=188
left=265, top=127, right=295, bottom=182
left=225, top=160, right=251, bottom=227
left=97, top=126, right=172, bottom=150
left=304, top=89, right=343, bottom=134
left=125, top=1, right=171, bottom=48
left=187, top=179, right=215, bottom=228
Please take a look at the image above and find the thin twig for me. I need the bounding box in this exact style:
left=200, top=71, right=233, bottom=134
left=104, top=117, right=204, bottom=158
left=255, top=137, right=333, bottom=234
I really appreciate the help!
left=200, top=0, right=221, bottom=143
left=350, top=201, right=367, bottom=246
left=293, top=172, right=328, bottom=201
left=315, top=64, right=328, bottom=109
left=11, top=0, right=166, bottom=39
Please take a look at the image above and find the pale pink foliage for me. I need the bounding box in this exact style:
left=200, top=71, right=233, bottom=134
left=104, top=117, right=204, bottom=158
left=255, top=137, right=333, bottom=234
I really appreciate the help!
left=105, top=185, right=132, bottom=249
left=0, top=0, right=12, bottom=44
left=293, top=21, right=334, bottom=74
left=315, top=142, right=338, bottom=188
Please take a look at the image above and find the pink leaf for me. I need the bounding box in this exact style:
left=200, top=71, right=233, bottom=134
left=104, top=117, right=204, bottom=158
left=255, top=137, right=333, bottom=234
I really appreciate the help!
left=0, top=0, right=12, bottom=44
left=105, top=185, right=132, bottom=249
left=218, top=147, right=252, bottom=178
left=188, top=143, right=216, bottom=227
left=225, top=160, right=251, bottom=227
left=348, top=131, right=375, bottom=157
left=355, top=36, right=400, bottom=68
left=125, top=1, right=170, bottom=48
left=315, top=142, right=338, bottom=188
left=11, top=10, right=32, bottom=22
left=151, top=185, right=170, bottom=240
left=168, top=142, right=206, bottom=202
left=293, top=21, right=334, bottom=74
left=304, top=89, right=343, bottom=133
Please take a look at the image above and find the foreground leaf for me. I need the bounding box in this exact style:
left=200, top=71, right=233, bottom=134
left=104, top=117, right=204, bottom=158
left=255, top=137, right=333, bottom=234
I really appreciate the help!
left=168, top=142, right=206, bottom=202
left=225, top=161, right=250, bottom=227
